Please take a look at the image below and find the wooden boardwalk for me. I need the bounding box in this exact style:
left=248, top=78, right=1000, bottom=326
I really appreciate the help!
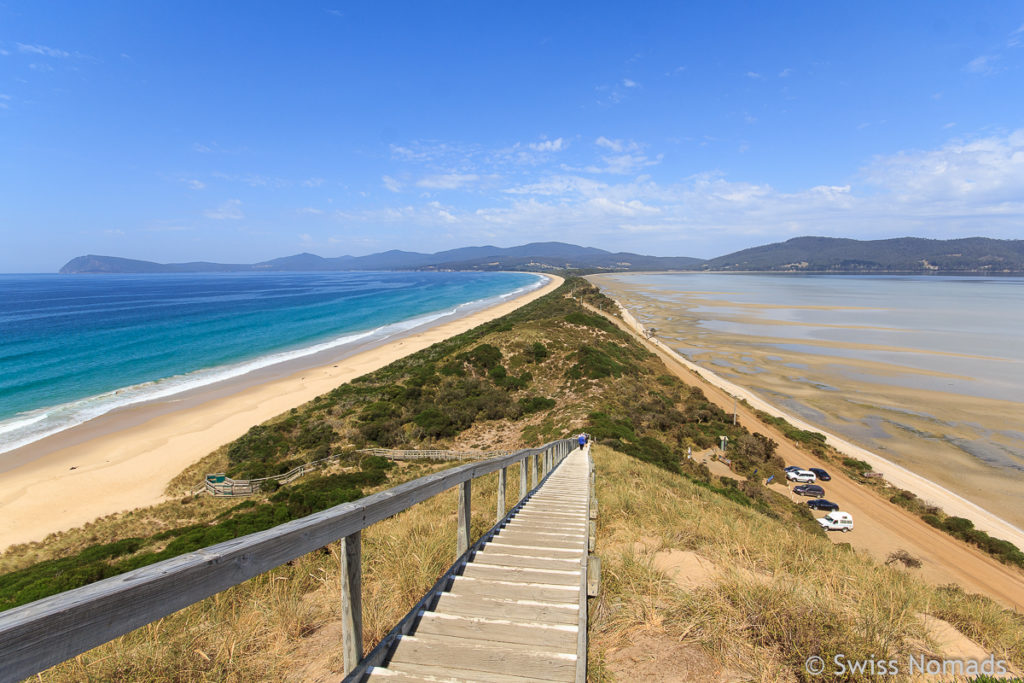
left=363, top=445, right=592, bottom=683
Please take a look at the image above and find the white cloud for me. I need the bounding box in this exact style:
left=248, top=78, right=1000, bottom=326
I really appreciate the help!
left=746, top=71, right=762, bottom=79
left=416, top=173, right=479, bottom=190
left=17, top=43, right=70, bottom=58
left=184, top=179, right=205, bottom=190
left=528, top=137, right=566, bottom=152
left=302, top=177, right=324, bottom=187
left=103, top=229, right=125, bottom=236
left=0, top=94, right=9, bottom=109
left=622, top=78, right=638, bottom=88
left=204, top=199, right=244, bottom=220
left=862, top=129, right=1024, bottom=204
left=778, top=68, right=792, bottom=78
left=297, top=207, right=324, bottom=215
left=382, top=175, right=402, bottom=192
left=964, top=54, right=998, bottom=74
left=595, top=136, right=636, bottom=153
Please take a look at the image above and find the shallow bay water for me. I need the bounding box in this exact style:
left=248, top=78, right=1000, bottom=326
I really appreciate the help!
left=590, top=272, right=1024, bottom=529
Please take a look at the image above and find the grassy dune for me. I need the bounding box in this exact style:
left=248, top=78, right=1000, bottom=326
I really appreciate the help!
left=4, top=277, right=1023, bottom=681
left=590, top=443, right=1024, bottom=681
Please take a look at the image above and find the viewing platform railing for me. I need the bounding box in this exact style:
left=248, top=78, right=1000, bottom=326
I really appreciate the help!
left=0, top=437, right=577, bottom=683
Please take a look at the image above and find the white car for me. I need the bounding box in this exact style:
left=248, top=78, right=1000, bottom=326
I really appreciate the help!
left=786, top=469, right=816, bottom=483
left=817, top=511, right=854, bottom=532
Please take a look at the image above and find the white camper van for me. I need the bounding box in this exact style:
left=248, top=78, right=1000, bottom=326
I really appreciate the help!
left=816, top=511, right=853, bottom=532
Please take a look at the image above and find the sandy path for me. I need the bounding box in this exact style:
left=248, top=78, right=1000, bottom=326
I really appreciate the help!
left=0, top=275, right=562, bottom=551
left=586, top=300, right=1024, bottom=611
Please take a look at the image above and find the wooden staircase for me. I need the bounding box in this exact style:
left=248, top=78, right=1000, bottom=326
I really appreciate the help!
left=363, top=446, right=592, bottom=682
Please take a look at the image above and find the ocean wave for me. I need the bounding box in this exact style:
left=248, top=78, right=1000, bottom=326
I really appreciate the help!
left=0, top=275, right=546, bottom=457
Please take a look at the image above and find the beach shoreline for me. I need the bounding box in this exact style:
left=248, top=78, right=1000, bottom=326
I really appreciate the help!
left=0, top=274, right=562, bottom=551
left=596, top=286, right=1024, bottom=551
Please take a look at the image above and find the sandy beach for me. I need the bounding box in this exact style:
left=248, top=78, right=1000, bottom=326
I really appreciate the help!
left=588, top=274, right=1024, bottom=552
left=0, top=275, right=562, bottom=551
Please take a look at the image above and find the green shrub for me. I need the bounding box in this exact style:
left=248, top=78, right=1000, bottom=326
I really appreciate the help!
left=528, top=341, right=549, bottom=362
left=565, top=345, right=628, bottom=379
left=565, top=311, right=615, bottom=332
left=519, top=396, right=556, bottom=414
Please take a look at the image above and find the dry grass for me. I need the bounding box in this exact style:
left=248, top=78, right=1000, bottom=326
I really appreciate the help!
left=33, top=459, right=531, bottom=681
left=588, top=444, right=1024, bottom=681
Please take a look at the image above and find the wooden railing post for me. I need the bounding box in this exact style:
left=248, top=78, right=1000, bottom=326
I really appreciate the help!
left=519, top=458, right=527, bottom=499
left=497, top=467, right=506, bottom=523
left=341, top=531, right=362, bottom=675
left=531, top=454, right=538, bottom=488
left=457, top=480, right=471, bottom=557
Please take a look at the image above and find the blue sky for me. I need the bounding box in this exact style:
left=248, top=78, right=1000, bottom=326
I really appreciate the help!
left=2, top=1, right=1023, bottom=272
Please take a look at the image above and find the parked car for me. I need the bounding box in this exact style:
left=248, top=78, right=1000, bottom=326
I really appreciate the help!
left=784, top=465, right=802, bottom=473
left=808, top=467, right=831, bottom=481
left=793, top=484, right=825, bottom=497
left=817, top=511, right=854, bottom=532
left=786, top=469, right=817, bottom=483
left=806, top=498, right=839, bottom=511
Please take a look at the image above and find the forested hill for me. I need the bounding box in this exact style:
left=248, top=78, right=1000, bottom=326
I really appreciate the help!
left=702, top=236, right=1024, bottom=273
left=58, top=242, right=702, bottom=274
left=59, top=236, right=1024, bottom=274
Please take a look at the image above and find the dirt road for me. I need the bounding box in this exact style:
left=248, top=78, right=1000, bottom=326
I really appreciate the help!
left=588, top=302, right=1024, bottom=612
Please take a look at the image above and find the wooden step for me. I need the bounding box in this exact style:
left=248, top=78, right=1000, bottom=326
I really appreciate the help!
left=461, top=563, right=580, bottom=586
left=413, top=612, right=577, bottom=651
left=480, top=541, right=580, bottom=556
left=446, top=576, right=578, bottom=604
left=385, top=659, right=568, bottom=682
left=386, top=634, right=576, bottom=681
left=473, top=551, right=580, bottom=571
left=433, top=593, right=579, bottom=626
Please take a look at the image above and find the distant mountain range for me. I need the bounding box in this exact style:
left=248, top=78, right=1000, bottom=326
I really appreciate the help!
left=59, top=237, right=1024, bottom=274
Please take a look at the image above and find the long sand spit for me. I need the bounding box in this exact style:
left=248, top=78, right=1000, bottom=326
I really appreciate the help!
left=606, top=296, right=1024, bottom=553
left=0, top=275, right=562, bottom=551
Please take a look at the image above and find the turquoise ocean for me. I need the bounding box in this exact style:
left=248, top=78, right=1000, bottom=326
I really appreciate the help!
left=0, top=271, right=543, bottom=457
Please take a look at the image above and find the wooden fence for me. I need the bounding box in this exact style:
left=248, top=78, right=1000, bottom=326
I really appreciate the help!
left=0, top=438, right=577, bottom=683
left=190, top=448, right=513, bottom=497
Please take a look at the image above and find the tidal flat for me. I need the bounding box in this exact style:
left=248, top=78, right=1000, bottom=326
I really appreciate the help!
left=590, top=273, right=1024, bottom=530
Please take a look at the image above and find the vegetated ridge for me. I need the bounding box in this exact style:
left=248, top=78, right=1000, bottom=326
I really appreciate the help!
left=59, top=236, right=1024, bottom=274
left=3, top=279, right=1022, bottom=680
left=59, top=242, right=702, bottom=274
left=701, top=235, right=1024, bottom=273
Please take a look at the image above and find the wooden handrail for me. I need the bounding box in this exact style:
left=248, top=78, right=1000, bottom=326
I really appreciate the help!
left=0, top=438, right=576, bottom=683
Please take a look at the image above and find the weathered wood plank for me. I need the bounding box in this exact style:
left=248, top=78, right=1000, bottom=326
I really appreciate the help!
left=587, top=556, right=601, bottom=598
left=387, top=634, right=577, bottom=681
left=519, top=459, right=528, bottom=499
left=383, top=660, right=566, bottom=683
left=446, top=577, right=579, bottom=604
left=341, top=531, right=362, bottom=675
left=473, top=552, right=580, bottom=571
left=481, top=541, right=582, bottom=556
left=461, top=563, right=580, bottom=586
left=432, top=593, right=579, bottom=626
left=497, top=467, right=507, bottom=523
left=413, top=612, right=577, bottom=651
left=457, top=480, right=471, bottom=558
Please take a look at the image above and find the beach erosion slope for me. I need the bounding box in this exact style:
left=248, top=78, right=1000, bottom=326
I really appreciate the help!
left=596, top=288, right=1024, bottom=553
left=0, top=275, right=562, bottom=551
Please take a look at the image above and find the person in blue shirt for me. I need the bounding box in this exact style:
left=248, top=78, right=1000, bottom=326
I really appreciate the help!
left=578, top=433, right=586, bottom=449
